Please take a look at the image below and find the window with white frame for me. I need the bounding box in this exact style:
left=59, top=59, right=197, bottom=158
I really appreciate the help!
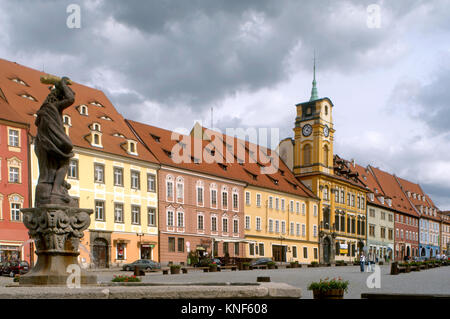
left=114, top=203, right=124, bottom=223
left=275, top=197, right=279, bottom=210
left=68, top=159, right=78, bottom=179
left=296, top=223, right=300, bottom=236
left=281, top=199, right=285, bottom=211
left=233, top=219, right=239, bottom=233
left=211, top=216, right=217, bottom=232
left=245, top=191, right=250, bottom=206
left=245, top=216, right=250, bottom=230
left=268, top=219, right=274, bottom=232
left=8, top=129, right=19, bottom=147
left=313, top=225, right=317, bottom=237
left=292, top=246, right=297, bottom=258
left=177, top=211, right=184, bottom=228
left=166, top=176, right=174, bottom=200
left=197, top=214, right=204, bottom=230
left=296, top=202, right=300, bottom=214
left=167, top=210, right=174, bottom=227
left=281, top=221, right=286, bottom=234
left=113, top=167, right=123, bottom=186
left=290, top=222, right=294, bottom=235
left=275, top=220, right=280, bottom=233
left=10, top=203, right=21, bottom=221
left=131, top=170, right=140, bottom=190
left=147, top=174, right=156, bottom=192
left=147, top=207, right=156, bottom=226
left=222, top=188, right=228, bottom=209
left=302, top=224, right=306, bottom=237
left=176, top=177, right=184, bottom=202
left=211, top=185, right=217, bottom=207
left=256, top=193, right=261, bottom=207
left=232, top=191, right=239, bottom=210
left=197, top=184, right=204, bottom=206
left=302, top=203, right=306, bottom=216
left=9, top=167, right=19, bottom=183
left=269, top=196, right=273, bottom=209
left=94, top=164, right=105, bottom=183
left=222, top=217, right=228, bottom=233
left=313, top=205, right=317, bottom=217
left=256, top=217, right=261, bottom=231
left=131, top=205, right=141, bottom=225
left=95, top=201, right=105, bottom=221
left=289, top=200, right=294, bottom=213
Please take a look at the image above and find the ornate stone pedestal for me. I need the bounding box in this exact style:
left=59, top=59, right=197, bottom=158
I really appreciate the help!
left=20, top=205, right=97, bottom=286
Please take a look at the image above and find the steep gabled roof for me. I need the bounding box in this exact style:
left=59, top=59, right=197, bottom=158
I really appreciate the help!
left=0, top=58, right=158, bottom=164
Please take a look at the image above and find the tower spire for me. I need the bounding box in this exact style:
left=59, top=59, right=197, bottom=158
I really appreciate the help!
left=309, top=51, right=318, bottom=101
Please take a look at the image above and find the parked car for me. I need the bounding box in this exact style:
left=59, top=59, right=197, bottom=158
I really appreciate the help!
left=250, top=258, right=273, bottom=266
left=1, top=261, right=29, bottom=277
left=122, top=259, right=161, bottom=271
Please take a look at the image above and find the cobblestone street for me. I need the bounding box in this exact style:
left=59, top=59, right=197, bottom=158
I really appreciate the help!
left=1, top=265, right=449, bottom=299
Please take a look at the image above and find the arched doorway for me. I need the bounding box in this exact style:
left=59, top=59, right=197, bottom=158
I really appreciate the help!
left=406, top=246, right=411, bottom=258
left=323, top=237, right=331, bottom=264
left=93, top=238, right=109, bottom=268
left=421, top=247, right=426, bottom=257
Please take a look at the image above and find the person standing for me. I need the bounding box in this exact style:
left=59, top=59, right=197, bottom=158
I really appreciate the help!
left=360, top=254, right=365, bottom=272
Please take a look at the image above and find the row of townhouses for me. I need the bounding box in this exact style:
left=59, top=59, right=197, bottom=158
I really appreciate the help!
left=0, top=58, right=448, bottom=267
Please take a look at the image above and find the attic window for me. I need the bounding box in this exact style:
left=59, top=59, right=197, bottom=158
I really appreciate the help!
left=150, top=134, right=160, bottom=142
left=163, top=149, right=172, bottom=158
left=20, top=93, right=36, bottom=101
left=243, top=169, right=257, bottom=181
left=90, top=101, right=104, bottom=107
left=63, top=115, right=71, bottom=126
left=279, top=169, right=285, bottom=176
left=267, top=175, right=279, bottom=185
left=218, top=163, right=227, bottom=171
left=11, top=78, right=28, bottom=86
left=92, top=123, right=101, bottom=132
left=91, top=133, right=102, bottom=147
left=206, top=148, right=215, bottom=156
left=100, top=115, right=112, bottom=121
left=79, top=105, right=88, bottom=115
left=128, top=140, right=138, bottom=155
left=113, top=133, right=125, bottom=138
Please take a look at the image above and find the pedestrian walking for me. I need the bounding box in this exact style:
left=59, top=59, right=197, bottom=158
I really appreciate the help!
left=360, top=254, right=365, bottom=272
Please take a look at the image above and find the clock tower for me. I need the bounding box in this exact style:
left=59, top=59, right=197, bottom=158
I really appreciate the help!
left=293, top=58, right=335, bottom=177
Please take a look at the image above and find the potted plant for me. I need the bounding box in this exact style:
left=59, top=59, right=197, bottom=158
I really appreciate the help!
left=170, top=264, right=181, bottom=274
left=112, top=275, right=141, bottom=283
left=308, top=277, right=349, bottom=299
left=308, top=261, right=319, bottom=268
left=290, top=261, right=299, bottom=268
left=209, top=263, right=218, bottom=272
left=267, top=261, right=276, bottom=269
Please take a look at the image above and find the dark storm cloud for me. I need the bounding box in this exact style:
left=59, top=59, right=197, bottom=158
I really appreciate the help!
left=1, top=0, right=418, bottom=112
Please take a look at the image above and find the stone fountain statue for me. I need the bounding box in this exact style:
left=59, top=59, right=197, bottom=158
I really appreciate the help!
left=20, top=76, right=97, bottom=286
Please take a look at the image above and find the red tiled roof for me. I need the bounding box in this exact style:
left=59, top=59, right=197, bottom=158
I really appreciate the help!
left=369, top=166, right=419, bottom=217
left=353, top=163, right=392, bottom=209
left=127, top=120, right=317, bottom=199
left=0, top=58, right=158, bottom=164
left=331, top=155, right=369, bottom=190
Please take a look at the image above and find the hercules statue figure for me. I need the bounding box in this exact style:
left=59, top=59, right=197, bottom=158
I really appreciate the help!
left=34, top=76, right=76, bottom=207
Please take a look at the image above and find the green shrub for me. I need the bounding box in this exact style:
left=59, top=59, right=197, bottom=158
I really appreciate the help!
left=112, top=275, right=141, bottom=283
left=308, top=277, right=349, bottom=293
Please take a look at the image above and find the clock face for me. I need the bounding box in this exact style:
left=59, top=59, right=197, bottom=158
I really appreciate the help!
left=302, top=124, right=312, bottom=137
left=324, top=125, right=329, bottom=137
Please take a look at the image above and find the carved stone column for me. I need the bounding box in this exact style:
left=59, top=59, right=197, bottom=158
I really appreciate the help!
left=19, top=205, right=97, bottom=285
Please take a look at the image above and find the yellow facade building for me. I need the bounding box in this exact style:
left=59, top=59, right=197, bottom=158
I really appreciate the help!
left=279, top=64, right=369, bottom=264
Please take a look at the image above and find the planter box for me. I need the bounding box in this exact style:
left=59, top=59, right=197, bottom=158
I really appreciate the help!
left=170, top=268, right=181, bottom=275
left=312, top=289, right=345, bottom=300
left=209, top=266, right=218, bottom=272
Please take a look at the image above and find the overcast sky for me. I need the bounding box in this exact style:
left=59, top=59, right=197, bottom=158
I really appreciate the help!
left=1, top=0, right=449, bottom=209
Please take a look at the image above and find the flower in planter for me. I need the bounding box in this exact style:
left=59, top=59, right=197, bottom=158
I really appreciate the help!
left=307, top=277, right=349, bottom=294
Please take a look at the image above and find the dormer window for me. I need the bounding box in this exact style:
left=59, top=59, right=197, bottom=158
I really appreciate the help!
left=11, top=78, right=28, bottom=86
left=90, top=101, right=104, bottom=107
left=113, top=133, right=125, bottom=138
left=63, top=115, right=71, bottom=126
left=128, top=140, right=137, bottom=155
left=150, top=134, right=160, bottom=142
left=79, top=105, right=88, bottom=115
left=91, top=123, right=101, bottom=132
left=20, top=93, right=36, bottom=101
left=93, top=134, right=100, bottom=145
left=99, top=115, right=112, bottom=121
left=407, top=191, right=411, bottom=197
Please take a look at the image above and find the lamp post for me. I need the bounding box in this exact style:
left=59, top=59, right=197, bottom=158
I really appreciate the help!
left=136, top=233, right=144, bottom=259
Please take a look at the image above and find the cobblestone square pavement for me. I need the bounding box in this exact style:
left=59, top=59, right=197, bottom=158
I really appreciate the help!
left=0, top=265, right=449, bottom=299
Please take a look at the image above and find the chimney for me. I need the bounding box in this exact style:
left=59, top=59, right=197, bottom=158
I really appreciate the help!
left=351, top=158, right=355, bottom=167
